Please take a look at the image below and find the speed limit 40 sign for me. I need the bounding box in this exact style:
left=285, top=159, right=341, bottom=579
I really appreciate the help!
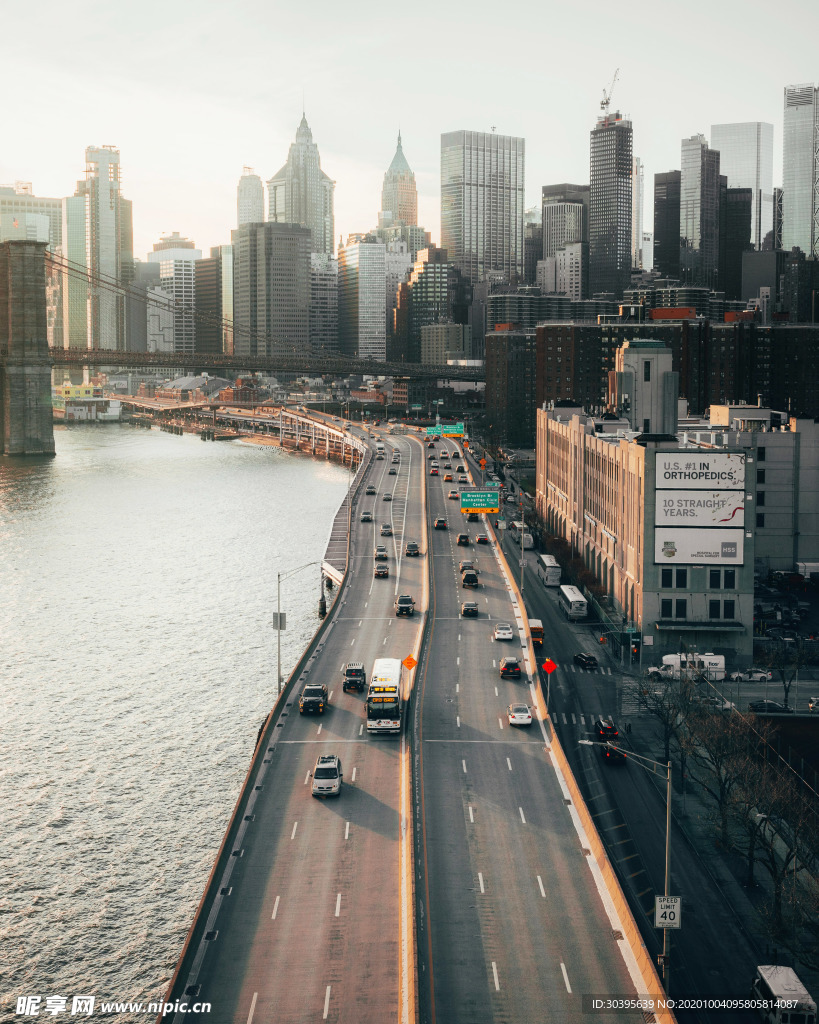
left=654, top=895, right=681, bottom=930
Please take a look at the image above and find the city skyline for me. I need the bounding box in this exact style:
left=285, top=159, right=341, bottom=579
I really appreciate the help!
left=2, top=0, right=815, bottom=263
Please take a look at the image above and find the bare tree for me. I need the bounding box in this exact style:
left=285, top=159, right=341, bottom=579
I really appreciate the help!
left=763, top=643, right=811, bottom=709
left=638, top=672, right=698, bottom=766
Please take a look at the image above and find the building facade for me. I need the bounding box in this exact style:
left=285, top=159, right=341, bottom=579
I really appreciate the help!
left=485, top=325, right=537, bottom=446
left=420, top=322, right=471, bottom=364
left=237, top=167, right=265, bottom=227
left=441, top=130, right=525, bottom=285
left=195, top=245, right=234, bottom=355
left=268, top=115, right=334, bottom=256
left=310, top=252, right=338, bottom=355
left=653, top=171, right=681, bottom=279
left=338, top=234, right=386, bottom=361
left=147, top=233, right=202, bottom=355
left=589, top=113, right=633, bottom=297
left=680, top=135, right=721, bottom=290
left=380, top=133, right=418, bottom=229
left=782, top=84, right=819, bottom=257
left=631, top=156, right=644, bottom=270
left=711, top=122, right=773, bottom=251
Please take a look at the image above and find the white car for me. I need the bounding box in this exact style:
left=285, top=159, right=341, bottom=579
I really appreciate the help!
left=493, top=622, right=514, bottom=641
left=507, top=703, right=533, bottom=727
left=728, top=667, right=773, bottom=682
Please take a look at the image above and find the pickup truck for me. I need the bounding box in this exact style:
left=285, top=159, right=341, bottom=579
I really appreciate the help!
left=395, top=594, right=415, bottom=617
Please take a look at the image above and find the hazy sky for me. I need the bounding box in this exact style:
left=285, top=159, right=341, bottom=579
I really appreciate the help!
left=3, top=0, right=816, bottom=261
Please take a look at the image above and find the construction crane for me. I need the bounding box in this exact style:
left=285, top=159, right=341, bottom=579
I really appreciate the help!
left=600, top=68, right=620, bottom=117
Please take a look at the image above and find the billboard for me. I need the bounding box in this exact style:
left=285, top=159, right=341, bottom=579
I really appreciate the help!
left=655, top=452, right=745, bottom=490
left=654, top=528, right=744, bottom=565
left=655, top=490, right=745, bottom=528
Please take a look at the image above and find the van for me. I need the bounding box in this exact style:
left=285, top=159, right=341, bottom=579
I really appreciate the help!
left=752, top=965, right=815, bottom=1024
left=462, top=570, right=479, bottom=588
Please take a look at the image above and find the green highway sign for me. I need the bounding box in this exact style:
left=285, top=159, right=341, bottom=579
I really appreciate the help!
left=485, top=481, right=501, bottom=489
left=460, top=489, right=501, bottom=514
left=426, top=425, right=442, bottom=436
left=441, top=422, right=464, bottom=436
left=410, top=404, right=423, bottom=410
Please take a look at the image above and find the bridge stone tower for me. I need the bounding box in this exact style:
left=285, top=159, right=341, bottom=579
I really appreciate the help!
left=0, top=240, right=55, bottom=455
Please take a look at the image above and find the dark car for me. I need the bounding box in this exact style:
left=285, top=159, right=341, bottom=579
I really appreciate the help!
left=342, top=662, right=367, bottom=693
left=374, top=563, right=389, bottom=578
left=748, top=700, right=794, bottom=714
left=299, top=684, right=329, bottom=714
left=456, top=533, right=471, bottom=546
left=461, top=570, right=480, bottom=588
left=594, top=716, right=618, bottom=739
left=461, top=601, right=479, bottom=617
left=405, top=541, right=420, bottom=556
left=395, top=594, right=415, bottom=616
left=476, top=534, right=489, bottom=544
left=499, top=657, right=522, bottom=679
left=383, top=492, right=393, bottom=501
left=601, top=744, right=626, bottom=764
left=574, top=652, right=599, bottom=670
left=434, top=517, right=447, bottom=529
left=388, top=467, right=397, bottom=475
left=365, top=484, right=376, bottom=495
left=456, top=464, right=465, bottom=472
left=466, top=512, right=479, bottom=522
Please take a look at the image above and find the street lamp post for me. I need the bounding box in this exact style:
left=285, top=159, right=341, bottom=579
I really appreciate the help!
left=275, top=560, right=320, bottom=699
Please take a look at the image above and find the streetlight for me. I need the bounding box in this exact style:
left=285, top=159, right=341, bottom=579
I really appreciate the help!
left=275, top=560, right=321, bottom=699
left=580, top=740, right=674, bottom=991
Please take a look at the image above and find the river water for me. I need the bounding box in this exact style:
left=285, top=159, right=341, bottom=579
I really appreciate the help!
left=0, top=424, right=350, bottom=1018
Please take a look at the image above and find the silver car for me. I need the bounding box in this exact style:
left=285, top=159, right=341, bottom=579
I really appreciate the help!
left=311, top=754, right=343, bottom=797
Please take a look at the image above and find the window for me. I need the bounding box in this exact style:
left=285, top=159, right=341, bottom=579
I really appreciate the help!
left=724, top=600, right=735, bottom=619
left=757, top=469, right=766, bottom=484
left=757, top=513, right=765, bottom=528
left=644, top=360, right=651, bottom=382
left=643, top=418, right=651, bottom=433
left=724, top=569, right=735, bottom=589
left=676, top=569, right=687, bottom=588
left=710, top=569, right=721, bottom=589
left=757, top=446, right=765, bottom=461
left=675, top=599, right=687, bottom=619
left=709, top=600, right=721, bottom=619
left=661, top=568, right=672, bottom=588
left=661, top=599, right=673, bottom=618
left=757, top=491, right=765, bottom=506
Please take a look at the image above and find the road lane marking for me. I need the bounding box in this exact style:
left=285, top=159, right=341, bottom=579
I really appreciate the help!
left=491, top=962, right=499, bottom=991
left=561, top=963, right=572, bottom=992
left=519, top=807, right=526, bottom=824
left=458, top=633, right=461, bottom=642
left=329, top=690, right=334, bottom=701
left=462, top=759, right=467, bottom=773
left=272, top=896, right=280, bottom=919
left=335, top=893, right=342, bottom=917
left=507, top=757, right=512, bottom=771
left=456, top=656, right=460, bottom=665
left=468, top=805, right=474, bottom=823
left=571, top=713, right=577, bottom=725
left=352, top=767, right=357, bottom=782
left=494, top=687, right=498, bottom=696
left=345, top=821, right=350, bottom=839
left=537, top=875, right=546, bottom=898
left=493, top=660, right=496, bottom=667
left=246, top=992, right=258, bottom=1024
left=457, top=716, right=461, bottom=728
left=304, top=772, right=310, bottom=785
left=317, top=724, right=322, bottom=735
left=323, top=986, right=331, bottom=1019
left=478, top=872, right=484, bottom=893
left=456, top=683, right=459, bottom=693
left=383, top=637, right=387, bottom=644
left=359, top=724, right=363, bottom=735
left=291, top=821, right=298, bottom=839
left=358, top=620, right=362, bottom=627
left=498, top=717, right=503, bottom=730
left=350, top=639, right=355, bottom=646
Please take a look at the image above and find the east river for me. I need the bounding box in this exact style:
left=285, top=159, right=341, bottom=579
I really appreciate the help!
left=0, top=424, right=350, bottom=1018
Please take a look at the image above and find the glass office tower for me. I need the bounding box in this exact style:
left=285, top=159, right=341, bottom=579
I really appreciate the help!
left=680, top=134, right=721, bottom=289
left=710, top=122, right=773, bottom=250
left=589, top=112, right=633, bottom=297
left=782, top=84, right=819, bottom=257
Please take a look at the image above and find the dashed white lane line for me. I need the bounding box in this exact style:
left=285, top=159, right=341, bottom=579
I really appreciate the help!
left=246, top=992, right=258, bottom=1024
left=350, top=639, right=355, bottom=646
left=456, top=683, right=459, bottom=693
left=345, top=821, right=350, bottom=840
left=491, top=962, right=500, bottom=991
left=358, top=620, right=362, bottom=627
left=457, top=716, right=461, bottom=728
left=498, top=717, right=503, bottom=730
left=291, top=821, right=298, bottom=840
left=359, top=724, right=363, bottom=736
left=478, top=872, right=485, bottom=893
left=317, top=724, right=322, bottom=735
left=329, top=690, right=334, bottom=701
left=304, top=772, right=310, bottom=785
left=468, top=805, right=474, bottom=823
left=456, top=656, right=460, bottom=665
left=507, top=757, right=513, bottom=771
left=493, top=659, right=496, bottom=667
left=561, top=963, right=572, bottom=993
left=335, top=893, right=342, bottom=917
left=458, top=633, right=461, bottom=642
left=462, top=759, right=467, bottom=773
left=323, top=986, right=331, bottom=1019
left=519, top=807, right=526, bottom=824
left=351, top=767, right=357, bottom=782
left=272, top=896, right=280, bottom=920
left=537, top=875, right=546, bottom=898
left=383, top=637, right=387, bottom=645
left=494, top=686, right=498, bottom=697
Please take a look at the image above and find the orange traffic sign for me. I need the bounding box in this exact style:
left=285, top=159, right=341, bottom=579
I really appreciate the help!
left=479, top=458, right=486, bottom=467
left=403, top=655, right=417, bottom=670
left=542, top=659, right=557, bottom=675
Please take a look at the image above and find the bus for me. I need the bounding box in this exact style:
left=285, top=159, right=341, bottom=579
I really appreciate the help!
left=752, top=965, right=815, bottom=1024
left=366, top=657, right=402, bottom=734
left=558, top=584, right=588, bottom=620
left=528, top=619, right=544, bottom=646
left=537, top=554, right=562, bottom=587
left=509, top=521, right=533, bottom=549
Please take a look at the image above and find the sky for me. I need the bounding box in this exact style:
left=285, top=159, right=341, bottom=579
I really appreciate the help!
left=3, top=0, right=817, bottom=261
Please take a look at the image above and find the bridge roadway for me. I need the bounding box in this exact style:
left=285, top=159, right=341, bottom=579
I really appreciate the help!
left=186, top=431, right=426, bottom=1022
left=414, top=441, right=644, bottom=1023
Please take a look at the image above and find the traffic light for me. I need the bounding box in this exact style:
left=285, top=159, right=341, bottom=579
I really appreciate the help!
left=630, top=636, right=641, bottom=660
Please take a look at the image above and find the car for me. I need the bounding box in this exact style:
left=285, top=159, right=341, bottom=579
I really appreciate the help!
left=459, top=559, right=477, bottom=573
left=476, top=534, right=489, bottom=544
left=461, top=570, right=480, bottom=587
left=466, top=512, right=479, bottom=522
left=456, top=533, right=471, bottom=546
left=594, top=716, right=618, bottom=740
left=342, top=662, right=367, bottom=693
left=728, top=667, right=773, bottom=682
left=434, top=517, right=447, bottom=529
left=383, top=492, right=393, bottom=501
left=395, top=594, right=415, bottom=616
left=493, top=622, right=514, bottom=641
left=430, top=468, right=439, bottom=476
left=458, top=475, right=468, bottom=483
left=574, top=653, right=599, bottom=670
left=360, top=510, right=373, bottom=522
left=748, top=700, right=794, bottom=714
left=405, top=541, right=420, bottom=556
left=809, top=696, right=819, bottom=713
left=448, top=489, right=459, bottom=500
left=388, top=467, right=397, bottom=475
left=366, top=484, right=376, bottom=495
left=507, top=703, right=533, bottom=726
left=461, top=601, right=479, bottom=617
left=439, top=451, right=448, bottom=459
left=428, top=450, right=436, bottom=457
left=299, top=683, right=329, bottom=714
left=381, top=523, right=393, bottom=536
left=443, top=473, right=453, bottom=482
left=374, top=563, right=389, bottom=578
left=311, top=754, right=342, bottom=798
left=375, top=454, right=384, bottom=460
left=456, top=464, right=465, bottom=472
left=764, top=627, right=798, bottom=640
left=374, top=545, right=387, bottom=560
left=499, top=657, right=522, bottom=679
left=443, top=462, right=452, bottom=470
left=601, top=744, right=627, bottom=765
left=692, top=695, right=735, bottom=712
left=431, top=461, right=439, bottom=468
left=505, top=494, right=517, bottom=504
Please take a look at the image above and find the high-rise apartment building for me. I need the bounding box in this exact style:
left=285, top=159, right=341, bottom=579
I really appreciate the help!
left=711, top=122, right=773, bottom=251
left=62, top=146, right=133, bottom=351
left=195, top=245, right=234, bottom=355
left=380, top=133, right=418, bottom=229
left=783, top=84, right=819, bottom=257
left=653, top=171, right=681, bottom=278
left=310, top=253, right=338, bottom=356
left=631, top=156, right=644, bottom=270
left=268, top=115, right=335, bottom=255
left=338, top=234, right=386, bottom=361
left=147, top=233, right=202, bottom=355
left=589, top=113, right=633, bottom=297
left=237, top=167, right=264, bottom=227
left=680, top=134, right=721, bottom=289
left=231, top=222, right=311, bottom=358
left=441, top=130, right=525, bottom=285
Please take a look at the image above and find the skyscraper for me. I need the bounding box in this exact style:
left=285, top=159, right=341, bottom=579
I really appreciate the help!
left=440, top=130, right=525, bottom=285
left=680, top=134, right=721, bottom=289
left=710, top=122, right=773, bottom=251
left=268, top=115, right=335, bottom=255
left=589, top=112, right=633, bottom=297
left=62, top=145, right=133, bottom=351
left=719, top=188, right=752, bottom=300
left=380, top=133, right=418, bottom=229
left=782, top=84, right=819, bottom=257
left=631, top=156, right=644, bottom=270
left=147, top=233, right=202, bottom=355
left=195, top=245, right=234, bottom=355
left=237, top=167, right=264, bottom=226
left=310, top=253, right=338, bottom=356
left=653, top=171, right=681, bottom=278
left=338, top=234, right=386, bottom=361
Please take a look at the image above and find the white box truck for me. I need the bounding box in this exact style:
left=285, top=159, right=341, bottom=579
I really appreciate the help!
left=647, top=652, right=726, bottom=682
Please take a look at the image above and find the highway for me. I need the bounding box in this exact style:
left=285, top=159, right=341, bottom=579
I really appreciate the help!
left=187, top=430, right=426, bottom=1023
left=413, top=440, right=645, bottom=1023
